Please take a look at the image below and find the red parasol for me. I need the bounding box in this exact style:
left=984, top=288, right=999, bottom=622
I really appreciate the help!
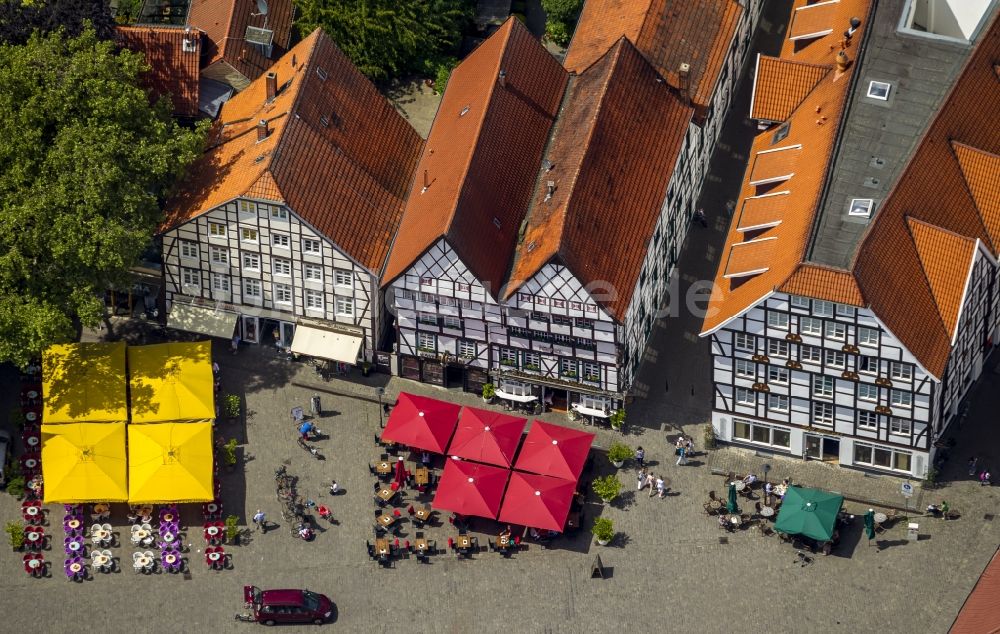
left=498, top=471, right=576, bottom=532
left=380, top=393, right=460, bottom=453
left=512, top=421, right=595, bottom=481
left=432, top=459, right=510, bottom=519
left=393, top=457, right=408, bottom=487
left=447, top=407, right=526, bottom=467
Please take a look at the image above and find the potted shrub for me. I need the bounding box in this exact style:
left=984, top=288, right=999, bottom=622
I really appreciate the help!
left=224, top=515, right=240, bottom=545
left=591, top=517, right=614, bottom=546
left=482, top=383, right=496, bottom=403
left=221, top=394, right=241, bottom=421
left=5, top=520, right=25, bottom=551
left=6, top=475, right=26, bottom=499
left=222, top=439, right=238, bottom=470
left=607, top=442, right=632, bottom=468
left=592, top=475, right=622, bottom=503
left=360, top=360, right=371, bottom=377
left=703, top=422, right=717, bottom=450
left=8, top=408, right=26, bottom=430
left=609, top=409, right=626, bottom=433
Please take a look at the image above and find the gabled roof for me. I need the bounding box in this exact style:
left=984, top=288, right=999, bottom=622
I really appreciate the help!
left=564, top=0, right=743, bottom=109
left=779, top=263, right=863, bottom=306
left=905, top=218, right=977, bottom=339
left=953, top=142, right=1000, bottom=246
left=853, top=11, right=1000, bottom=376
left=115, top=26, right=201, bottom=117
left=161, top=29, right=424, bottom=273
left=750, top=55, right=831, bottom=122
left=700, top=0, right=872, bottom=335
left=381, top=18, right=568, bottom=294
left=505, top=38, right=693, bottom=321
left=187, top=0, right=294, bottom=83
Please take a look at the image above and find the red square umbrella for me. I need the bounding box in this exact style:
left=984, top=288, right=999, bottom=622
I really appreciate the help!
left=380, top=393, right=460, bottom=454
left=498, top=471, right=576, bottom=532
left=513, top=421, right=595, bottom=481
left=447, top=407, right=526, bottom=467
left=432, top=459, right=510, bottom=519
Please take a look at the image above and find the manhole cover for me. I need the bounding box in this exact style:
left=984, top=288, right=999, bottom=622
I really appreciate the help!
left=718, top=537, right=728, bottom=545
left=984, top=514, right=995, bottom=522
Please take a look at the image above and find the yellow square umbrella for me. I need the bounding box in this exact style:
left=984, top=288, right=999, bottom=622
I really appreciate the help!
left=41, top=423, right=128, bottom=503
left=43, top=342, right=128, bottom=424
left=128, top=422, right=215, bottom=503
left=128, top=342, right=215, bottom=423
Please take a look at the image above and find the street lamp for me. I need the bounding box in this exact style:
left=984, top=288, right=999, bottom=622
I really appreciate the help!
left=376, top=387, right=385, bottom=428
left=762, top=463, right=771, bottom=498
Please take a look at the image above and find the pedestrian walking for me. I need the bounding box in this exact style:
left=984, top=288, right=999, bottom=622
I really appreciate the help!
left=252, top=509, right=266, bottom=532
left=968, top=457, right=978, bottom=477
left=676, top=445, right=687, bottom=466
left=637, top=468, right=648, bottom=491
left=329, top=480, right=339, bottom=495
left=980, top=470, right=992, bottom=486
left=685, top=437, right=694, bottom=456
left=231, top=334, right=240, bottom=354
left=694, top=208, right=708, bottom=227
left=635, top=446, right=645, bottom=468
left=655, top=476, right=666, bottom=498
left=648, top=473, right=658, bottom=498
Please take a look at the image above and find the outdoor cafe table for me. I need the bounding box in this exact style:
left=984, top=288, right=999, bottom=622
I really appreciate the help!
left=375, top=460, right=393, bottom=475
left=65, top=518, right=82, bottom=531
left=377, top=514, right=397, bottom=528
left=413, top=506, right=432, bottom=523
left=454, top=535, right=473, bottom=550
left=374, top=538, right=391, bottom=558
left=874, top=512, right=888, bottom=524
left=375, top=487, right=397, bottom=503
left=497, top=534, right=512, bottom=550
left=23, top=432, right=39, bottom=448
left=709, top=500, right=722, bottom=511
left=414, top=537, right=430, bottom=554
left=732, top=481, right=746, bottom=492
left=760, top=506, right=775, bottom=518
left=725, top=515, right=742, bottom=528
left=414, top=467, right=430, bottom=485
left=92, top=551, right=112, bottom=571
left=136, top=552, right=155, bottom=572
left=22, top=504, right=41, bottom=522
left=773, top=484, right=788, bottom=497
left=24, top=411, right=39, bottom=424
left=25, top=527, right=44, bottom=549
left=91, top=527, right=111, bottom=546
left=205, top=547, right=225, bottom=568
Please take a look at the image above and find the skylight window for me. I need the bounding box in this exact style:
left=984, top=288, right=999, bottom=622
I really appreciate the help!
left=772, top=122, right=791, bottom=144
left=848, top=199, right=874, bottom=217
left=867, top=81, right=891, bottom=100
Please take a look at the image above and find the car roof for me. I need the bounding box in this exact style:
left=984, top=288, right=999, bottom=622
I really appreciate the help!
left=260, top=589, right=306, bottom=604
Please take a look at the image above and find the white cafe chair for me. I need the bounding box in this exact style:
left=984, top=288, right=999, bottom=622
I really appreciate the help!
left=90, top=523, right=103, bottom=535
left=132, top=552, right=144, bottom=572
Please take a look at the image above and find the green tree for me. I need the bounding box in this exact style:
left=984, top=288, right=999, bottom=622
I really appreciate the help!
left=0, top=28, right=206, bottom=366
left=541, top=0, right=582, bottom=23
left=293, top=0, right=473, bottom=81
left=0, top=0, right=115, bottom=45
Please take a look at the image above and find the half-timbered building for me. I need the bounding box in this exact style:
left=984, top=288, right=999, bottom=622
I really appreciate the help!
left=701, top=0, right=1000, bottom=478
left=159, top=29, right=423, bottom=365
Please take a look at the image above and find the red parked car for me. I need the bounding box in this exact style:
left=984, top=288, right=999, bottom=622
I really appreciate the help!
left=240, top=585, right=335, bottom=625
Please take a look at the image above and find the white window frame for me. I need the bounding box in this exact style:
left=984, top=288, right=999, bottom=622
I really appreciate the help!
left=523, top=351, right=541, bottom=369
left=270, top=206, right=288, bottom=220
left=801, top=345, right=821, bottom=364
left=812, top=375, right=834, bottom=398
left=735, top=387, right=755, bottom=406
left=442, top=315, right=461, bottom=329
left=734, top=332, right=754, bottom=352
left=334, top=269, right=353, bottom=289
left=458, top=340, right=476, bottom=358
left=858, top=383, right=878, bottom=402
left=302, top=238, right=321, bottom=254
left=735, top=358, right=755, bottom=379
left=239, top=200, right=255, bottom=214
left=890, top=362, right=913, bottom=381
left=303, top=263, right=323, bottom=282
left=867, top=80, right=891, bottom=100
left=211, top=273, right=230, bottom=292
left=767, top=393, right=789, bottom=412
left=790, top=295, right=810, bottom=309
left=560, top=357, right=577, bottom=376
left=890, top=389, right=912, bottom=408
left=417, top=332, right=435, bottom=351
left=271, top=233, right=290, bottom=248
left=857, top=410, right=878, bottom=429
left=242, top=252, right=260, bottom=271
left=243, top=278, right=261, bottom=298
left=767, top=311, right=789, bottom=330
left=813, top=300, right=834, bottom=317
left=733, top=418, right=791, bottom=448
left=272, top=258, right=291, bottom=277
left=824, top=349, right=845, bottom=369
left=304, top=288, right=323, bottom=310
left=210, top=245, right=228, bottom=265
left=273, top=283, right=292, bottom=305
left=889, top=417, right=911, bottom=436
left=858, top=327, right=879, bottom=347
left=767, top=339, right=788, bottom=358
left=858, top=355, right=878, bottom=374
left=800, top=317, right=822, bottom=335
left=824, top=321, right=846, bottom=340
left=335, top=296, right=354, bottom=317
left=240, top=227, right=258, bottom=243
left=208, top=222, right=226, bottom=238
left=768, top=367, right=789, bottom=384
left=582, top=362, right=600, bottom=382
left=812, top=401, right=834, bottom=425
left=835, top=304, right=855, bottom=317
left=854, top=442, right=912, bottom=473
left=181, top=267, right=200, bottom=288
left=179, top=240, right=198, bottom=259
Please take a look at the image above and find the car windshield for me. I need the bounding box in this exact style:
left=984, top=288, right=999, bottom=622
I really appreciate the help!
left=302, top=591, right=321, bottom=611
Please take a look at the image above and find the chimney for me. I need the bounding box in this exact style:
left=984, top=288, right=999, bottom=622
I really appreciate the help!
left=677, top=63, right=691, bottom=102
left=836, top=50, right=850, bottom=73
left=265, top=72, right=277, bottom=102
left=848, top=17, right=861, bottom=37
left=257, top=119, right=269, bottom=141
left=421, top=169, right=430, bottom=194
left=498, top=69, right=506, bottom=88
left=544, top=180, right=556, bottom=202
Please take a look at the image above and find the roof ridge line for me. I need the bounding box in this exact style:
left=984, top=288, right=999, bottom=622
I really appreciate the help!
left=906, top=215, right=978, bottom=243
left=270, top=30, right=323, bottom=173
left=904, top=215, right=960, bottom=338
left=950, top=140, right=999, bottom=254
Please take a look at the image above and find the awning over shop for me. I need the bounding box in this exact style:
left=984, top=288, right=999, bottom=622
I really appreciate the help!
left=168, top=303, right=237, bottom=339
left=42, top=342, right=128, bottom=424
left=128, top=422, right=214, bottom=503
left=41, top=423, right=128, bottom=503
left=290, top=325, right=363, bottom=365
left=495, top=389, right=537, bottom=403
left=128, top=342, right=215, bottom=423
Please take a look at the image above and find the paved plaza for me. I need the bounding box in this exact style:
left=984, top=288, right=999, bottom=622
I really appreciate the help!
left=2, top=3, right=999, bottom=631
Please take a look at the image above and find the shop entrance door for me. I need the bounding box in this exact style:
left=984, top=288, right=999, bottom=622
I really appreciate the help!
left=804, top=434, right=822, bottom=460
left=241, top=316, right=259, bottom=343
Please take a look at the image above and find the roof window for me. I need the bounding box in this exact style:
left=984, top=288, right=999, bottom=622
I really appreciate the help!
left=772, top=122, right=790, bottom=144
left=899, top=0, right=992, bottom=42
left=867, top=81, right=891, bottom=100
left=316, top=67, right=328, bottom=81
left=848, top=199, right=874, bottom=218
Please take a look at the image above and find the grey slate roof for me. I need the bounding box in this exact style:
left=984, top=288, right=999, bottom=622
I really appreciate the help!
left=805, top=0, right=985, bottom=268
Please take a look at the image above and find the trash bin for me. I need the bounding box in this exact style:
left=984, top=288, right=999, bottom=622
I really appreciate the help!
left=310, top=395, right=321, bottom=416
left=907, top=522, right=919, bottom=541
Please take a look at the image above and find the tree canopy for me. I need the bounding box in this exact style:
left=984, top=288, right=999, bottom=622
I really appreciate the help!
left=0, top=0, right=114, bottom=45
left=0, top=28, right=206, bottom=366
left=293, top=0, right=473, bottom=81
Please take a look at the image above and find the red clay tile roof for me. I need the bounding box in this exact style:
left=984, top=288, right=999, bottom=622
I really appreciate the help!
left=115, top=26, right=201, bottom=117
left=382, top=19, right=568, bottom=294
left=749, top=145, right=802, bottom=185
left=852, top=12, right=1000, bottom=376
left=700, top=0, right=873, bottom=335
left=750, top=55, right=831, bottom=122
left=737, top=191, right=790, bottom=232
left=789, top=0, right=840, bottom=40
left=724, top=237, right=777, bottom=278
left=161, top=29, right=424, bottom=273
left=952, top=141, right=1000, bottom=246
left=951, top=546, right=1000, bottom=634
left=905, top=217, right=977, bottom=338
left=187, top=0, right=294, bottom=82
left=779, top=263, right=864, bottom=305
left=505, top=38, right=694, bottom=321
left=565, top=0, right=743, bottom=109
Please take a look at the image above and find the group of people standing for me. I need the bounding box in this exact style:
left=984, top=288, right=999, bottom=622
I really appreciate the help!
left=967, top=457, right=992, bottom=486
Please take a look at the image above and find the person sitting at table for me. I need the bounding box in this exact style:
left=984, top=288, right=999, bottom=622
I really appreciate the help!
left=718, top=514, right=729, bottom=530
left=126, top=510, right=139, bottom=525
left=421, top=452, right=431, bottom=466
left=782, top=478, right=790, bottom=487
left=500, top=525, right=512, bottom=541
left=742, top=473, right=757, bottom=486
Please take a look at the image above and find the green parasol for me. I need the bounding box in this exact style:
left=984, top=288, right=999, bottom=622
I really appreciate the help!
left=864, top=509, right=876, bottom=540
left=726, top=482, right=739, bottom=514
left=773, top=486, right=844, bottom=542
